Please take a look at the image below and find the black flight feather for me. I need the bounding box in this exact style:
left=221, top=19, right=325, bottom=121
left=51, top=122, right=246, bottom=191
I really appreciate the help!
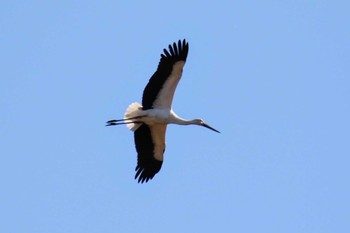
left=141, top=39, right=189, bottom=110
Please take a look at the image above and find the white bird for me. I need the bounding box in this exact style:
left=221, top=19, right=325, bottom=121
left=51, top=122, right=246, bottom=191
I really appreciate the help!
left=107, top=39, right=219, bottom=183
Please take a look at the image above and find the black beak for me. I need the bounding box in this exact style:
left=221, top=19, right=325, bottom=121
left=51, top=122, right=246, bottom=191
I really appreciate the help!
left=202, top=123, right=220, bottom=133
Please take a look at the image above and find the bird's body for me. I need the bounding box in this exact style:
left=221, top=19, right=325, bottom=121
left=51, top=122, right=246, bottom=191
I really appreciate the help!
left=127, top=108, right=187, bottom=126
left=107, top=39, right=219, bottom=183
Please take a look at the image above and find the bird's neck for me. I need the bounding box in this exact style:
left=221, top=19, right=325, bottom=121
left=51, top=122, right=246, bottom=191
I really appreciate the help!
left=169, top=115, right=197, bottom=126
left=176, top=118, right=197, bottom=125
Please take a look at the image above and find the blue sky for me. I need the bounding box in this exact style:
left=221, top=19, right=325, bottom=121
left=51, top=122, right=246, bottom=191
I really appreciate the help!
left=1, top=1, right=349, bottom=232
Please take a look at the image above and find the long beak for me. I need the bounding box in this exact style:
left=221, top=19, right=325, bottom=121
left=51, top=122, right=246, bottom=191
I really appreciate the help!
left=202, top=123, right=220, bottom=133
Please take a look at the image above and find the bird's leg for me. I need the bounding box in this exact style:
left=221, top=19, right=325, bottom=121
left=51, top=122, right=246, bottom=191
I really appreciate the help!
left=106, top=121, right=142, bottom=126
left=106, top=116, right=145, bottom=126
left=106, top=115, right=144, bottom=123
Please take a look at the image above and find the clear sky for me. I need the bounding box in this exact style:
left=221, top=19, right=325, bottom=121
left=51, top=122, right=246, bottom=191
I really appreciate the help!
left=1, top=1, right=349, bottom=232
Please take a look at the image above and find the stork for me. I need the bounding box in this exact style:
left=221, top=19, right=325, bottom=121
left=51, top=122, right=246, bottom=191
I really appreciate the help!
left=107, top=39, right=219, bottom=183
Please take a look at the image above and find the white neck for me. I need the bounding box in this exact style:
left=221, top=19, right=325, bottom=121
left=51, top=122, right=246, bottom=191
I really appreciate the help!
left=169, top=112, right=199, bottom=125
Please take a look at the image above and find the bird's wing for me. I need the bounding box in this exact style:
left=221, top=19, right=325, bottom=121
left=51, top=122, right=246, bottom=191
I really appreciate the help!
left=134, top=124, right=167, bottom=183
left=142, top=39, right=189, bottom=110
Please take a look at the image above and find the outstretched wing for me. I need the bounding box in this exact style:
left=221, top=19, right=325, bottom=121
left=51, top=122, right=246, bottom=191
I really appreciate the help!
left=134, top=124, right=167, bottom=183
left=142, top=39, right=189, bottom=110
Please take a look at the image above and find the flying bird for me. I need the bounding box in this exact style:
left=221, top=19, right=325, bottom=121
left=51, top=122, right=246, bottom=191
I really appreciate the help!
left=107, top=39, right=219, bottom=183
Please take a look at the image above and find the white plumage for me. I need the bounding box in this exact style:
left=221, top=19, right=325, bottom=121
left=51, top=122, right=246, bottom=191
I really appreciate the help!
left=124, top=102, right=142, bottom=131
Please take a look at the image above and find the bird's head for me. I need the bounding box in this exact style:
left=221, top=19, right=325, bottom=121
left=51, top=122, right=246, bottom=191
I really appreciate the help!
left=193, top=119, right=220, bottom=133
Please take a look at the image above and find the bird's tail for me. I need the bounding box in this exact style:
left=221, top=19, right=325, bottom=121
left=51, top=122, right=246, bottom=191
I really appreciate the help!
left=124, top=102, right=143, bottom=131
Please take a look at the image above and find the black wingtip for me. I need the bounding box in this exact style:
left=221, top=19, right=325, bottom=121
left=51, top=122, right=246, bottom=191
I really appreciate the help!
left=173, top=42, right=178, bottom=56
left=161, top=39, right=189, bottom=61
left=134, top=159, right=162, bottom=184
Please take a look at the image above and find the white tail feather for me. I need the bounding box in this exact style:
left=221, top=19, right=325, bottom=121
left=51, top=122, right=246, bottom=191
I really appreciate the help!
left=124, top=102, right=143, bottom=131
